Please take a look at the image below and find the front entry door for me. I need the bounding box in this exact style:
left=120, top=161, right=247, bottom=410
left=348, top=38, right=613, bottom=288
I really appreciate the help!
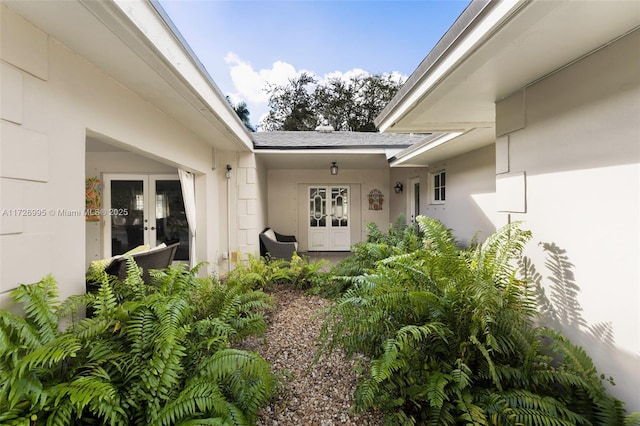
left=308, top=186, right=350, bottom=251
left=103, top=174, right=190, bottom=261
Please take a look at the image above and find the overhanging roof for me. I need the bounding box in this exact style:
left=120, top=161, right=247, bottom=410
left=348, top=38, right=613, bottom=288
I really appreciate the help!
left=253, top=131, right=429, bottom=170
left=376, top=0, right=640, bottom=166
left=252, top=131, right=423, bottom=149
left=2, top=0, right=253, bottom=152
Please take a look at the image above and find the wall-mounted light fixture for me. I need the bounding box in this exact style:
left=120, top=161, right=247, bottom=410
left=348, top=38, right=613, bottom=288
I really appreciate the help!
left=225, top=164, right=232, bottom=179
left=330, top=161, right=338, bottom=175
left=394, top=181, right=404, bottom=194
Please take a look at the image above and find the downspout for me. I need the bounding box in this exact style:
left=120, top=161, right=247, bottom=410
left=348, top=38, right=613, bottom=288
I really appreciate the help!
left=225, top=164, right=232, bottom=273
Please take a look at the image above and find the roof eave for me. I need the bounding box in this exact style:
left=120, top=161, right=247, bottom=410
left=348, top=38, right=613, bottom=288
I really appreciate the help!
left=114, top=0, right=253, bottom=151
left=374, top=0, right=525, bottom=133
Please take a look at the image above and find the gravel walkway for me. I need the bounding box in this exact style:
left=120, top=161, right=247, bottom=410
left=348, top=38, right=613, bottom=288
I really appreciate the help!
left=240, top=286, right=383, bottom=425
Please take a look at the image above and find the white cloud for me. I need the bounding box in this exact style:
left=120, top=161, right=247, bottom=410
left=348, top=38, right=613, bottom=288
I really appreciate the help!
left=224, top=52, right=308, bottom=127
left=224, top=52, right=302, bottom=104
left=319, top=68, right=369, bottom=86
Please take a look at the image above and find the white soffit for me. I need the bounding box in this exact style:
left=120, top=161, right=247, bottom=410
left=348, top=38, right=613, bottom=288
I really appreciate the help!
left=378, top=0, right=640, bottom=136
left=255, top=149, right=391, bottom=170
left=390, top=127, right=494, bottom=167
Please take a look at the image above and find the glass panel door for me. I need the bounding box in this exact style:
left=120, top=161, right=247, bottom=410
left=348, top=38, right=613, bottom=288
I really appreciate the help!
left=309, top=187, right=327, bottom=228
left=153, top=178, right=190, bottom=261
left=308, top=185, right=350, bottom=251
left=109, top=179, right=147, bottom=255
left=104, top=174, right=189, bottom=261
left=331, top=187, right=348, bottom=227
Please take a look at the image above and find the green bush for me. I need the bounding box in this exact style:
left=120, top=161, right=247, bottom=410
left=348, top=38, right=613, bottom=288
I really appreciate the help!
left=228, top=253, right=329, bottom=292
left=319, top=215, right=423, bottom=298
left=0, top=262, right=275, bottom=425
left=318, top=216, right=633, bottom=425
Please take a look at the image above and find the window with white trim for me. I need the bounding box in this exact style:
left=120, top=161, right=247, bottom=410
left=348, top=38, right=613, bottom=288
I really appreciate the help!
left=432, top=170, right=446, bottom=203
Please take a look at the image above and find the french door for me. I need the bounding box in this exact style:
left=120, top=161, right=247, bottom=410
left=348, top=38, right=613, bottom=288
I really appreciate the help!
left=103, top=174, right=189, bottom=261
left=308, top=186, right=350, bottom=251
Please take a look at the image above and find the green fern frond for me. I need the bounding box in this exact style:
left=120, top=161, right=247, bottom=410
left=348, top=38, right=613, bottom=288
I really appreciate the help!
left=49, top=376, right=125, bottom=424
left=624, top=412, right=640, bottom=426
left=0, top=310, right=42, bottom=352
left=426, top=371, right=451, bottom=409
left=123, top=256, right=147, bottom=299
left=10, top=276, right=60, bottom=344
left=175, top=419, right=227, bottom=425
left=354, top=378, right=379, bottom=412
left=371, top=339, right=406, bottom=382
left=17, top=334, right=81, bottom=377
left=152, top=381, right=229, bottom=426
left=488, top=389, right=588, bottom=426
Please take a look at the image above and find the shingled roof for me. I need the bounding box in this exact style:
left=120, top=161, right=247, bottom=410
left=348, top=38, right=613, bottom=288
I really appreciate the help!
left=252, top=130, right=426, bottom=150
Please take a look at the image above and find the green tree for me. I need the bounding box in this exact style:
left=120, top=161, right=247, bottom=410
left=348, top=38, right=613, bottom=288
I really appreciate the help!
left=226, top=96, right=256, bottom=132
left=262, top=73, right=317, bottom=131
left=261, top=72, right=403, bottom=132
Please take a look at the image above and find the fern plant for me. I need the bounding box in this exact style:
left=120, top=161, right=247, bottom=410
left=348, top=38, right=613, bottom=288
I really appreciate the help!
left=318, top=216, right=632, bottom=425
left=318, top=217, right=423, bottom=298
left=0, top=261, right=276, bottom=425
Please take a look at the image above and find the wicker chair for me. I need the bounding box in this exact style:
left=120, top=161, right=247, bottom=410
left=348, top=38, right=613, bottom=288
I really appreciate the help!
left=85, top=242, right=180, bottom=317
left=86, top=242, right=180, bottom=292
left=259, top=228, right=298, bottom=259
left=104, top=242, right=180, bottom=283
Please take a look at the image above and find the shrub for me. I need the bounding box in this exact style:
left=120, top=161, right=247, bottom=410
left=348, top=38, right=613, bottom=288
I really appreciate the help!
left=228, top=253, right=330, bottom=292
left=319, top=215, right=423, bottom=298
left=318, top=216, right=632, bottom=425
left=0, top=262, right=275, bottom=425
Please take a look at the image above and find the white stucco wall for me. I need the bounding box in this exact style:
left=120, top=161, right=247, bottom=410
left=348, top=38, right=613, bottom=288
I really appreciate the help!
left=267, top=168, right=390, bottom=251
left=389, top=166, right=426, bottom=226
left=496, top=30, right=640, bottom=411
left=0, top=6, right=237, bottom=306
left=419, top=145, right=497, bottom=246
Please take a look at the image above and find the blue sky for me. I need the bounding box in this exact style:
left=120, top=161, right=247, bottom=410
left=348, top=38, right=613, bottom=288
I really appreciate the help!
left=157, top=0, right=470, bottom=128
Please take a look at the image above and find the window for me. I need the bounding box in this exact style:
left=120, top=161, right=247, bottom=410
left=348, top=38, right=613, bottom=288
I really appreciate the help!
left=432, top=170, right=446, bottom=203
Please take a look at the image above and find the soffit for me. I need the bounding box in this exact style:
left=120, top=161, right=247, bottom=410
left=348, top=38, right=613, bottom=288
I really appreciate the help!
left=379, top=0, right=640, bottom=161
left=3, top=0, right=252, bottom=152
left=256, top=150, right=394, bottom=170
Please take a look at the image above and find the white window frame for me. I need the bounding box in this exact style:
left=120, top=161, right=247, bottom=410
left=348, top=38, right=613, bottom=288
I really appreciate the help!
left=431, top=169, right=446, bottom=204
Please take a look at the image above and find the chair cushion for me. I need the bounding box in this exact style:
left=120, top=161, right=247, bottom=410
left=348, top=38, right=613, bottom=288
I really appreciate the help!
left=86, top=244, right=151, bottom=276
left=263, top=228, right=276, bottom=241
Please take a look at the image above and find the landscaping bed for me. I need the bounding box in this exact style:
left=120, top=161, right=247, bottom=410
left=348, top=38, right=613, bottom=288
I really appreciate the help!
left=238, top=286, right=382, bottom=425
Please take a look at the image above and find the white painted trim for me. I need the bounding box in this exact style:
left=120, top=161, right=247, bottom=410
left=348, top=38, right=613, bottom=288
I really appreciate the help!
left=390, top=132, right=463, bottom=167
left=378, top=0, right=524, bottom=133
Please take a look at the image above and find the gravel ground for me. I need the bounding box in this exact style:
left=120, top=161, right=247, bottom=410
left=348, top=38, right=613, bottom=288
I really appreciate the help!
left=239, top=286, right=383, bottom=425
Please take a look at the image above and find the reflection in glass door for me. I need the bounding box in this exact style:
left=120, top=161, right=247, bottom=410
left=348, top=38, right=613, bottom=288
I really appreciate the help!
left=109, top=179, right=146, bottom=254
left=104, top=174, right=189, bottom=261
left=408, top=177, right=420, bottom=225
left=153, top=178, right=190, bottom=261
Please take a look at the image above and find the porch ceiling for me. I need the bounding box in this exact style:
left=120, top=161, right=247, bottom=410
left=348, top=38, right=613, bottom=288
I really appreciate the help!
left=255, top=150, right=395, bottom=170
left=376, top=0, right=640, bottom=162
left=3, top=0, right=252, bottom=152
